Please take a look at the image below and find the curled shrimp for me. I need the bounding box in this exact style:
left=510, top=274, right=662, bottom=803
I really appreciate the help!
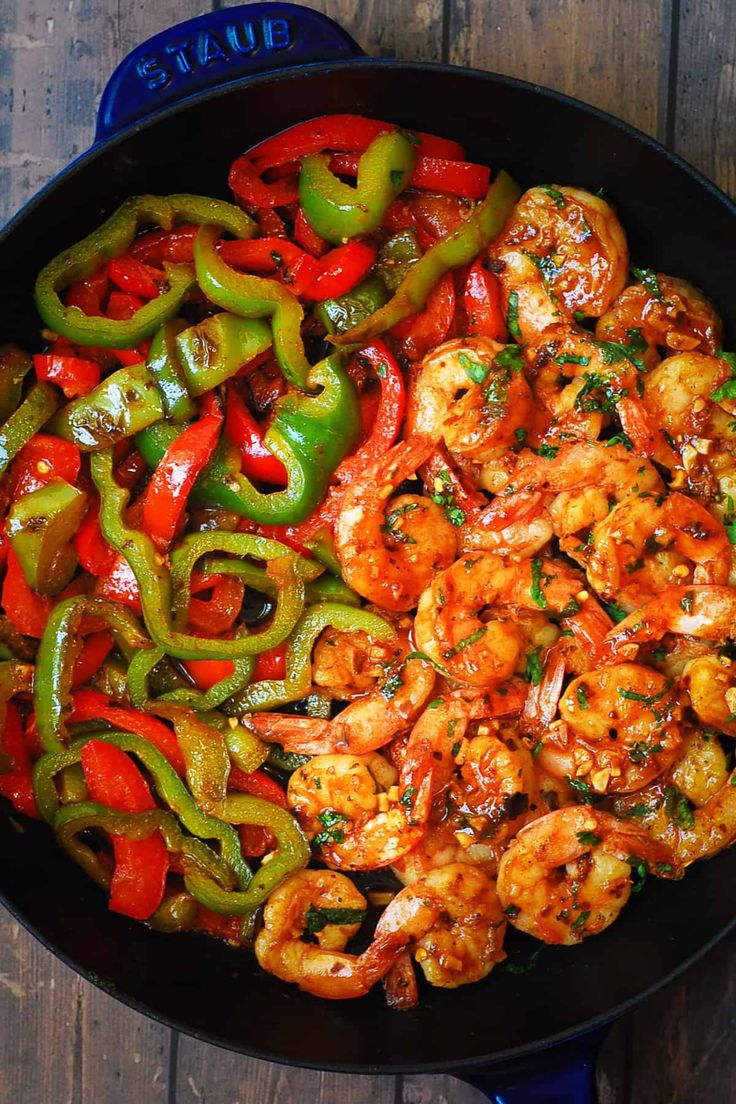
left=311, top=622, right=403, bottom=702
left=596, top=274, right=722, bottom=356
left=497, top=806, right=677, bottom=945
left=404, top=336, right=533, bottom=460
left=245, top=634, right=436, bottom=756
left=492, top=185, right=628, bottom=341
left=371, top=863, right=507, bottom=987
left=536, top=662, right=683, bottom=794
left=600, top=585, right=736, bottom=664
left=286, top=747, right=432, bottom=870
left=414, top=552, right=583, bottom=687
left=583, top=491, right=731, bottom=608
left=334, top=438, right=458, bottom=611
left=254, top=870, right=381, bottom=999
left=392, top=816, right=499, bottom=884
left=682, top=654, right=736, bottom=737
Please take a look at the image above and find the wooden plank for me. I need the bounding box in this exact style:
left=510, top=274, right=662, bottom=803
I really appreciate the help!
left=445, top=0, right=672, bottom=139
left=0, top=907, right=79, bottom=1104
left=673, top=0, right=736, bottom=197
left=306, top=0, right=444, bottom=61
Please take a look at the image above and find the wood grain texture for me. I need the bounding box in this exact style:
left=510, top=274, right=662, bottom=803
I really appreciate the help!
left=446, top=0, right=673, bottom=139
left=674, top=0, right=736, bottom=196
left=307, top=0, right=444, bottom=60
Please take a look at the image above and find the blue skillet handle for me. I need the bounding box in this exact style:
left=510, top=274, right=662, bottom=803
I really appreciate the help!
left=456, top=1030, right=603, bottom=1103
left=95, top=2, right=364, bottom=142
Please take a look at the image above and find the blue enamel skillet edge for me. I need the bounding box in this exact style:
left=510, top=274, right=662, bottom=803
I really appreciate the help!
left=1, top=5, right=735, bottom=1101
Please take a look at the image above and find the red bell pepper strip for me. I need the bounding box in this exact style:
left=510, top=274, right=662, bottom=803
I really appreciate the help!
left=0, top=701, right=40, bottom=819
left=182, top=657, right=236, bottom=692
left=96, top=553, right=141, bottom=613
left=228, top=766, right=287, bottom=857
left=131, top=224, right=199, bottom=265
left=106, top=291, right=145, bottom=321
left=114, top=448, right=148, bottom=490
left=187, top=575, right=245, bottom=636
left=335, top=340, right=406, bottom=481
left=73, top=689, right=186, bottom=775
left=65, top=267, right=108, bottom=316
left=253, top=641, right=287, bottom=681
left=72, top=630, right=115, bottom=686
left=33, top=353, right=101, bottom=399
left=464, top=256, right=507, bottom=341
left=10, top=434, right=81, bottom=498
left=74, top=499, right=117, bottom=576
left=293, top=206, right=329, bottom=257
left=328, top=152, right=491, bottom=200
left=107, top=256, right=164, bottom=300
left=142, top=398, right=224, bottom=552
left=255, top=522, right=314, bottom=558
left=391, top=271, right=456, bottom=361
left=80, top=739, right=170, bottom=920
left=109, top=343, right=151, bottom=366
left=2, top=548, right=53, bottom=637
left=217, top=237, right=319, bottom=297
left=301, top=240, right=377, bottom=301
left=247, top=115, right=465, bottom=170
left=194, top=905, right=243, bottom=942
left=224, top=385, right=287, bottom=486
left=229, top=156, right=299, bottom=208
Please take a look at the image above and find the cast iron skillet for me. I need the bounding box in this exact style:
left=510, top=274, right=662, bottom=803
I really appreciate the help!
left=2, top=5, right=735, bottom=1100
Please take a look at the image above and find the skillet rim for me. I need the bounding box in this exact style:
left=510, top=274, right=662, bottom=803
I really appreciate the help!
left=1, top=55, right=735, bottom=1076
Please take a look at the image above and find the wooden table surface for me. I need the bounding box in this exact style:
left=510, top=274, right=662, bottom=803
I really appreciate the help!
left=1, top=2, right=735, bottom=1101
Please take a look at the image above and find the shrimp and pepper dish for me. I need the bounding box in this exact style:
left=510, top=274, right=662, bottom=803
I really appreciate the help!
left=2, top=113, right=736, bottom=1008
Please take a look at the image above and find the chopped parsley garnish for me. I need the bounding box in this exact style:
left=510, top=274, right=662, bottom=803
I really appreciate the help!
left=536, top=442, right=559, bottom=459
left=430, top=469, right=466, bottom=528
left=405, top=650, right=452, bottom=678
left=531, top=740, right=543, bottom=757
left=573, top=310, right=588, bottom=323
left=606, top=432, right=634, bottom=451
left=576, top=830, right=602, bottom=846
left=571, top=910, right=590, bottom=931
left=427, top=698, right=444, bottom=710
left=507, top=291, right=521, bottom=339
left=539, top=184, right=566, bottom=208
left=590, top=333, right=646, bottom=372
left=680, top=592, right=694, bottom=613
left=554, top=353, right=591, bottom=367
left=494, top=345, right=525, bottom=373
left=576, top=684, right=590, bottom=709
left=631, top=267, right=664, bottom=302
left=709, top=353, right=736, bottom=401
left=381, top=501, right=418, bottom=544
left=380, top=669, right=404, bottom=700
left=603, top=600, right=628, bottom=623
left=574, top=371, right=628, bottom=414
left=664, top=786, right=695, bottom=829
left=458, top=351, right=489, bottom=385
left=618, top=684, right=669, bottom=706
left=313, top=808, right=350, bottom=847
left=530, top=557, right=550, bottom=609
left=374, top=361, right=387, bottom=379
left=566, top=776, right=592, bottom=794
left=627, top=856, right=649, bottom=893
left=305, top=905, right=366, bottom=934
left=722, top=494, right=736, bottom=544
left=625, top=802, right=649, bottom=819
left=400, top=785, right=416, bottom=809
left=503, top=948, right=541, bottom=974
left=514, top=427, right=528, bottom=444
left=628, top=741, right=664, bottom=764
left=523, top=249, right=563, bottom=289
left=444, top=626, right=487, bottom=658
left=525, top=646, right=543, bottom=686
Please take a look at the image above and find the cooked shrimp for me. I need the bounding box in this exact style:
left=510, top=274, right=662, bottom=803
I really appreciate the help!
left=492, top=186, right=628, bottom=341
left=286, top=747, right=432, bottom=870
left=497, top=807, right=677, bottom=945
left=404, top=336, right=533, bottom=460
left=371, top=863, right=507, bottom=987
left=682, top=654, right=736, bottom=737
left=596, top=274, right=722, bottom=356
left=414, top=553, right=583, bottom=687
left=584, top=491, right=731, bottom=608
left=254, top=870, right=380, bottom=999
left=311, top=623, right=404, bottom=702
left=536, top=662, right=682, bottom=793
left=392, top=816, right=499, bottom=884
left=245, top=630, right=436, bottom=756
left=600, top=585, right=736, bottom=663
left=334, top=438, right=458, bottom=611
left=671, top=728, right=730, bottom=805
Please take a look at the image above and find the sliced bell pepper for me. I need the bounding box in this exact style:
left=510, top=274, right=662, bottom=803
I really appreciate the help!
left=131, top=224, right=199, bottom=265
left=376, top=230, right=423, bottom=292
left=301, top=240, right=377, bottom=301
left=298, top=130, right=416, bottom=244
left=0, top=699, right=40, bottom=819
left=329, top=152, right=491, bottom=199
left=293, top=207, right=329, bottom=257
left=35, top=194, right=255, bottom=349
left=72, top=630, right=115, bottom=686
left=0, top=383, right=59, bottom=476
left=2, top=547, right=53, bottom=637
left=96, top=553, right=141, bottom=612
left=10, top=434, right=81, bottom=498
left=79, top=739, right=170, bottom=920
left=66, top=267, right=108, bottom=316
left=49, top=360, right=165, bottom=450
left=335, top=340, right=405, bottom=481
left=33, top=353, right=100, bottom=399
left=330, top=170, right=521, bottom=346
left=217, top=238, right=320, bottom=298
left=0, top=346, right=32, bottom=423
left=7, top=478, right=88, bottom=595
left=391, top=271, right=456, bottom=361
left=183, top=657, right=236, bottom=693
left=464, top=254, right=507, bottom=341
left=228, top=156, right=300, bottom=208
left=106, top=290, right=145, bottom=320
left=187, top=575, right=245, bottom=636
left=142, top=397, right=223, bottom=552
left=174, top=313, right=273, bottom=397
left=107, top=255, right=164, bottom=300
left=72, top=688, right=185, bottom=775
left=224, top=385, right=287, bottom=486
left=144, top=319, right=195, bottom=422
left=228, top=767, right=287, bottom=857
left=315, top=275, right=388, bottom=336
left=253, top=641, right=287, bottom=681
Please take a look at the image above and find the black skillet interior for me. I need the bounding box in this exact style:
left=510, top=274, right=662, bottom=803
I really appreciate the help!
left=2, top=61, right=736, bottom=1074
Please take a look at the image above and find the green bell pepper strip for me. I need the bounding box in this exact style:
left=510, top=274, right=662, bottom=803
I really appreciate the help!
left=375, top=229, right=423, bottom=292
left=49, top=360, right=164, bottom=450
left=34, top=596, right=152, bottom=754
left=145, top=320, right=195, bottom=422
left=34, top=194, right=255, bottom=349
left=0, top=345, right=32, bottom=423
left=200, top=556, right=360, bottom=607
left=193, top=356, right=360, bottom=525
left=175, top=313, right=273, bottom=397
left=185, top=793, right=309, bottom=916
left=127, top=644, right=259, bottom=721
left=0, top=616, right=37, bottom=662
left=91, top=448, right=308, bottom=660
left=315, top=275, right=388, bottom=336
left=33, top=730, right=250, bottom=887
left=194, top=225, right=310, bottom=390
left=0, top=661, right=34, bottom=773
left=0, top=383, right=58, bottom=475
left=149, top=892, right=199, bottom=933
left=151, top=703, right=231, bottom=816
left=54, top=802, right=236, bottom=894
left=7, top=479, right=87, bottom=595
left=331, top=170, right=522, bottom=347
left=298, top=130, right=416, bottom=245
left=226, top=602, right=394, bottom=715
